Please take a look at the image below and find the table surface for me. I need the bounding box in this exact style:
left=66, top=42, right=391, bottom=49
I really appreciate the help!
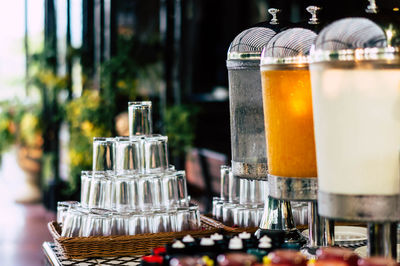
left=42, top=242, right=142, bottom=266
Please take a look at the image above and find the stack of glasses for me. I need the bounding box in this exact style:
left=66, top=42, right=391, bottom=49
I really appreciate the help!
left=212, top=166, right=308, bottom=227
left=212, top=166, right=267, bottom=227
left=58, top=102, right=200, bottom=237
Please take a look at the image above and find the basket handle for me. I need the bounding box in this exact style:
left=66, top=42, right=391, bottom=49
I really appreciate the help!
left=48, top=221, right=62, bottom=239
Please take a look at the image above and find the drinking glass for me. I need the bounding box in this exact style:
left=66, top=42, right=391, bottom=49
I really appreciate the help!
left=57, top=201, right=80, bottom=224
left=222, top=203, right=237, bottom=226
left=188, top=204, right=201, bottom=230
left=93, top=137, right=116, bottom=171
left=220, top=165, right=231, bottom=201
left=61, top=208, right=87, bottom=237
left=175, top=170, right=189, bottom=207
left=82, top=209, right=111, bottom=237
left=110, top=213, right=131, bottom=235
left=128, top=101, right=152, bottom=136
left=228, top=170, right=240, bottom=203
left=212, top=197, right=224, bottom=221
left=151, top=210, right=177, bottom=233
left=176, top=208, right=190, bottom=231
left=143, top=135, right=169, bottom=173
left=115, top=177, right=133, bottom=211
left=138, top=174, right=162, bottom=211
left=115, top=136, right=143, bottom=173
left=88, top=172, right=113, bottom=209
left=128, top=213, right=143, bottom=235
left=80, top=171, right=92, bottom=208
left=161, top=172, right=178, bottom=208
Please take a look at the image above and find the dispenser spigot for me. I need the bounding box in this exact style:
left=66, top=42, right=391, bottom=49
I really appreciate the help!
left=306, top=6, right=321, bottom=25
left=268, top=8, right=281, bottom=25
left=365, top=0, right=378, bottom=13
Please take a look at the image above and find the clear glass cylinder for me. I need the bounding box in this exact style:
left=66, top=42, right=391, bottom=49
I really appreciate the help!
left=260, top=64, right=317, bottom=178
left=93, top=137, right=115, bottom=171
left=310, top=49, right=400, bottom=196
left=115, top=136, right=143, bottom=173
left=227, top=60, right=268, bottom=179
left=128, top=101, right=152, bottom=136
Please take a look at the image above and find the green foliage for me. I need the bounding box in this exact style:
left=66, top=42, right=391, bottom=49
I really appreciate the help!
left=101, top=35, right=162, bottom=105
left=0, top=101, right=43, bottom=163
left=0, top=103, right=18, bottom=159
left=66, top=90, right=112, bottom=191
left=165, top=104, right=199, bottom=158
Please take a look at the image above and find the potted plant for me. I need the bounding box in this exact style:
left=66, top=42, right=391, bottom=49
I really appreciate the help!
left=0, top=102, right=43, bottom=203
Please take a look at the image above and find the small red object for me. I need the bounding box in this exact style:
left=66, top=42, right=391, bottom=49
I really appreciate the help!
left=142, top=255, right=164, bottom=264
left=316, top=247, right=359, bottom=266
left=152, top=246, right=166, bottom=256
left=268, top=250, right=308, bottom=266
left=357, top=257, right=398, bottom=266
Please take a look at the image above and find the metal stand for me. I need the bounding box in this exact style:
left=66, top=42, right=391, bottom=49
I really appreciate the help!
left=256, top=196, right=305, bottom=244
left=266, top=174, right=334, bottom=253
left=318, top=191, right=399, bottom=260
left=368, top=222, right=397, bottom=259
left=308, top=201, right=335, bottom=247
left=258, top=196, right=296, bottom=231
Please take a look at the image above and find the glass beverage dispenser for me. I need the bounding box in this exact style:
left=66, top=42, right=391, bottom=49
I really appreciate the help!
left=227, top=23, right=303, bottom=241
left=310, top=17, right=399, bottom=258
left=260, top=27, right=333, bottom=252
left=227, top=27, right=275, bottom=180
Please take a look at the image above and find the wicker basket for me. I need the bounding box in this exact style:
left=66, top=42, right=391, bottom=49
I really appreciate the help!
left=49, top=215, right=224, bottom=259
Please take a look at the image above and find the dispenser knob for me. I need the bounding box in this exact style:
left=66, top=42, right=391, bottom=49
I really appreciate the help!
left=268, top=8, right=281, bottom=25
left=365, top=0, right=378, bottom=13
left=306, top=6, right=321, bottom=25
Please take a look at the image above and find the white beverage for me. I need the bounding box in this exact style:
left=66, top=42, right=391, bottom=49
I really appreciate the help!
left=310, top=68, right=400, bottom=195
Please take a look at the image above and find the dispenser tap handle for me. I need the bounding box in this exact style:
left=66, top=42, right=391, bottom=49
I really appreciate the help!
left=365, top=0, right=378, bottom=13
left=306, top=6, right=321, bottom=25
left=268, top=8, right=281, bottom=25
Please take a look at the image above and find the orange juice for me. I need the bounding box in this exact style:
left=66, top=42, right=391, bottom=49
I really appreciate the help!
left=261, top=68, right=317, bottom=177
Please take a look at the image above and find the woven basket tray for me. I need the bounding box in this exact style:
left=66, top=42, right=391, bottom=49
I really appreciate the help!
left=49, top=215, right=226, bottom=259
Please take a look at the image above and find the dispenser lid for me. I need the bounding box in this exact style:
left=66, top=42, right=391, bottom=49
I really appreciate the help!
left=227, top=27, right=276, bottom=60
left=260, top=27, right=317, bottom=65
left=311, top=17, right=389, bottom=63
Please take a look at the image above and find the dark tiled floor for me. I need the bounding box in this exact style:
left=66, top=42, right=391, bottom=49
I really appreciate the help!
left=0, top=151, right=55, bottom=266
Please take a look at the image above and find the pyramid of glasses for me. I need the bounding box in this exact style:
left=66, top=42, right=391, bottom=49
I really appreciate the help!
left=212, top=167, right=308, bottom=228
left=58, top=102, right=200, bottom=237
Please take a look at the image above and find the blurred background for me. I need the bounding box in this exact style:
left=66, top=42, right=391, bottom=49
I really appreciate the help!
left=0, top=0, right=392, bottom=264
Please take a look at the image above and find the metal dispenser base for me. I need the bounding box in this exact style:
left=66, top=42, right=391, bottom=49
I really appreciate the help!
left=256, top=196, right=306, bottom=246
left=301, top=201, right=335, bottom=257
left=318, top=191, right=399, bottom=260
left=264, top=174, right=334, bottom=252
left=232, top=161, right=268, bottom=180
left=368, top=222, right=397, bottom=259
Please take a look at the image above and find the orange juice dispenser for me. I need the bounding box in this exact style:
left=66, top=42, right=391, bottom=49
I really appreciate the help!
left=259, top=27, right=334, bottom=253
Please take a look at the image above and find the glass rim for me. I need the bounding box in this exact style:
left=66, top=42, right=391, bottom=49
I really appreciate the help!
left=144, top=135, right=168, bottom=141
left=115, top=169, right=140, bottom=176
left=227, top=51, right=262, bottom=61
left=84, top=170, right=114, bottom=176
left=93, top=137, right=115, bottom=142
left=89, top=208, right=111, bottom=216
left=128, top=101, right=152, bottom=107
left=260, top=55, right=311, bottom=66
left=115, top=136, right=143, bottom=142
left=114, top=175, right=137, bottom=181
left=310, top=46, right=400, bottom=63
left=57, top=201, right=79, bottom=207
